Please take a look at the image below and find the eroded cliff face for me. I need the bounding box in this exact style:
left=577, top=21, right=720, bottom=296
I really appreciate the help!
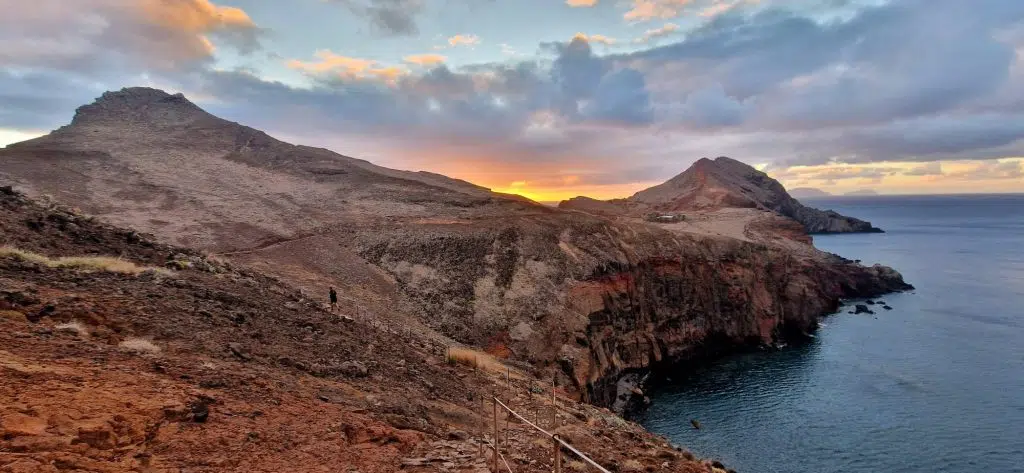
left=566, top=249, right=910, bottom=407
left=354, top=215, right=911, bottom=409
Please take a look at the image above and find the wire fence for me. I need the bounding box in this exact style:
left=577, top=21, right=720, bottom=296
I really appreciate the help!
left=307, top=288, right=613, bottom=472
left=489, top=394, right=612, bottom=473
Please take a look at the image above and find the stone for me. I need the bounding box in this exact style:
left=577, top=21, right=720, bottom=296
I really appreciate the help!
left=73, top=421, right=116, bottom=450
left=2, top=459, right=59, bottom=473
left=340, top=361, right=369, bottom=378
left=228, top=343, right=252, bottom=361
left=447, top=430, right=469, bottom=441
left=854, top=305, right=874, bottom=314
left=189, top=397, right=214, bottom=423
left=0, top=413, right=48, bottom=436
left=883, top=305, right=893, bottom=310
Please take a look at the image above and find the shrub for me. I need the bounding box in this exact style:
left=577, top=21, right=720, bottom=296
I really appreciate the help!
left=445, top=346, right=506, bottom=373
left=119, top=338, right=161, bottom=354
left=55, top=321, right=89, bottom=337
left=0, top=246, right=170, bottom=275
left=0, top=310, right=28, bottom=323
left=567, top=460, right=588, bottom=471
left=0, top=247, right=49, bottom=265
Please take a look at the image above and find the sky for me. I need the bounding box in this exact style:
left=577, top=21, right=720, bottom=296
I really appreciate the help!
left=1, top=0, right=1024, bottom=201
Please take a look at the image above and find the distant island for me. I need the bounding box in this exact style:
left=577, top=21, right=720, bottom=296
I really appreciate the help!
left=789, top=187, right=833, bottom=198
left=846, top=189, right=881, bottom=196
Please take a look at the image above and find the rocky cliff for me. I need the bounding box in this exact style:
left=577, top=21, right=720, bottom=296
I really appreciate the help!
left=0, top=88, right=910, bottom=414
left=353, top=215, right=911, bottom=409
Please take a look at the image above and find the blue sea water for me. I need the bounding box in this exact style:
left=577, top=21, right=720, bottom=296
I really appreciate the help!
left=637, top=194, right=1024, bottom=473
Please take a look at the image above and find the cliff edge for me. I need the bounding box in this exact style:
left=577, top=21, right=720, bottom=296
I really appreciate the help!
left=0, top=89, right=910, bottom=419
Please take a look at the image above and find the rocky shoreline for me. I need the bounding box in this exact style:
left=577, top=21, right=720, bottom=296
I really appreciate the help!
left=567, top=252, right=912, bottom=412
left=614, top=293, right=912, bottom=417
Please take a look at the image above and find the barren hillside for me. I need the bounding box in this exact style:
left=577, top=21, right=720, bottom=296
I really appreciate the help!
left=0, top=186, right=724, bottom=473
left=0, top=88, right=910, bottom=412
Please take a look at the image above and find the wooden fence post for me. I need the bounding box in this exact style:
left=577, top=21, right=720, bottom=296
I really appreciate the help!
left=551, top=380, right=557, bottom=427
left=553, top=435, right=562, bottom=473
left=493, top=398, right=499, bottom=473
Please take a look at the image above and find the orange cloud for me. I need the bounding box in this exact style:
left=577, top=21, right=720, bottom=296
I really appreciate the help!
left=448, top=34, right=480, bottom=47
left=287, top=50, right=406, bottom=82
left=141, top=0, right=255, bottom=32
left=574, top=33, right=617, bottom=45
left=404, top=54, right=447, bottom=66
left=288, top=50, right=376, bottom=74
left=624, top=0, right=754, bottom=21
left=567, top=0, right=598, bottom=7
left=625, top=0, right=692, bottom=21
left=769, top=159, right=1024, bottom=195
left=634, top=23, right=679, bottom=43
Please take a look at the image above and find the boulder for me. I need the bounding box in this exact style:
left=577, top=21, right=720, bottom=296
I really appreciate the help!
left=854, top=305, right=874, bottom=314
left=0, top=413, right=48, bottom=436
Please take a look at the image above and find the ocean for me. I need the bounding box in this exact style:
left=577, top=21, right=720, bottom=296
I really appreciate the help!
left=636, top=194, right=1024, bottom=473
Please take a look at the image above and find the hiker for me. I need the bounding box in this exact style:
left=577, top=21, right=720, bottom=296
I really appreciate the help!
left=329, top=287, right=338, bottom=312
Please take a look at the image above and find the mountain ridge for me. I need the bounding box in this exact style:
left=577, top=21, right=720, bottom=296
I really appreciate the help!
left=562, top=156, right=883, bottom=234
left=0, top=87, right=910, bottom=417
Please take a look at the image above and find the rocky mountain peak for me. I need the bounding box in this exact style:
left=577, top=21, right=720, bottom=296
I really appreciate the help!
left=562, top=156, right=883, bottom=234
left=69, top=87, right=211, bottom=127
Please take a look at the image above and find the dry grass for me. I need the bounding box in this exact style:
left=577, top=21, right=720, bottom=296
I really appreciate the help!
left=445, top=346, right=508, bottom=373
left=0, top=246, right=170, bottom=275
left=567, top=460, right=588, bottom=472
left=119, top=338, right=161, bottom=354
left=0, top=310, right=28, bottom=323
left=55, top=321, right=89, bottom=337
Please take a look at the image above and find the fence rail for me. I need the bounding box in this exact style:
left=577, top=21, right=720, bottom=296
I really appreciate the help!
left=491, top=396, right=612, bottom=473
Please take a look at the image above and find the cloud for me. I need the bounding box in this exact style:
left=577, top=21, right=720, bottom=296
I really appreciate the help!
left=625, top=0, right=692, bottom=21
left=404, top=54, right=447, bottom=67
left=3, top=0, right=1024, bottom=195
left=584, top=68, right=654, bottom=125
left=948, top=160, right=1024, bottom=180
left=903, top=162, right=944, bottom=176
left=325, top=0, right=423, bottom=36
left=624, top=0, right=756, bottom=21
left=287, top=50, right=406, bottom=81
left=634, top=23, right=679, bottom=43
left=0, top=0, right=263, bottom=132
left=567, top=0, right=598, bottom=6
left=668, top=84, right=749, bottom=128
left=0, top=0, right=261, bottom=72
left=573, top=33, right=617, bottom=45
left=448, top=34, right=481, bottom=47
